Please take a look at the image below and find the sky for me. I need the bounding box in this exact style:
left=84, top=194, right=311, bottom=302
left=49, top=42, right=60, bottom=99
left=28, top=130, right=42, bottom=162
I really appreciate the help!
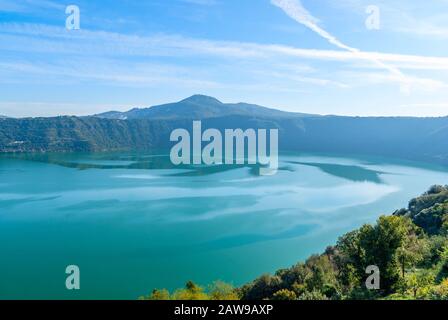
left=1, top=0, right=448, bottom=117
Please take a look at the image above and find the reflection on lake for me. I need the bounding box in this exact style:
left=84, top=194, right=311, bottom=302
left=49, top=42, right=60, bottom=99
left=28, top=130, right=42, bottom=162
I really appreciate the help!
left=0, top=152, right=447, bottom=299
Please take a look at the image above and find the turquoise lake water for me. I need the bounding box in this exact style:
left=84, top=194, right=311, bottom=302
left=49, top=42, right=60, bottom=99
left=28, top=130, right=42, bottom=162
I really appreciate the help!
left=1, top=152, right=448, bottom=299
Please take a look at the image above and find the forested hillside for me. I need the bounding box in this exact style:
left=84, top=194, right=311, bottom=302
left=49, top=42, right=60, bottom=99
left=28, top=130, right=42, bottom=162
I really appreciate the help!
left=0, top=116, right=176, bottom=153
left=1, top=96, right=448, bottom=165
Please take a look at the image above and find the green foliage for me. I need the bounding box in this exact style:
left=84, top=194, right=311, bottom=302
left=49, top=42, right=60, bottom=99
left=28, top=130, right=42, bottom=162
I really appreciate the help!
left=141, top=281, right=239, bottom=301
left=239, top=274, right=282, bottom=300
left=304, top=255, right=337, bottom=292
left=297, top=290, right=329, bottom=300
left=171, top=281, right=210, bottom=300
left=0, top=116, right=179, bottom=153
left=421, top=235, right=448, bottom=267
left=430, top=279, right=448, bottom=299
left=272, top=289, right=297, bottom=300
left=139, top=289, right=171, bottom=300
left=3, top=105, right=448, bottom=168
left=337, top=215, right=422, bottom=294
left=403, top=271, right=435, bottom=299
left=442, top=215, right=448, bottom=234
left=239, top=254, right=339, bottom=300
left=396, top=185, right=448, bottom=235
left=208, top=281, right=239, bottom=300
left=436, top=246, right=448, bottom=282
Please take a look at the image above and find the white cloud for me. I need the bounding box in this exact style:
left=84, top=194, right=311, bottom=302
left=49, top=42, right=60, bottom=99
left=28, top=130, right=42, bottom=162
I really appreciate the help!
left=271, top=0, right=356, bottom=52
left=395, top=18, right=448, bottom=39
left=266, top=45, right=448, bottom=69
left=0, top=58, right=222, bottom=89
left=269, top=0, right=443, bottom=93
left=332, top=0, right=448, bottom=39
left=1, top=22, right=448, bottom=104
left=2, top=22, right=448, bottom=70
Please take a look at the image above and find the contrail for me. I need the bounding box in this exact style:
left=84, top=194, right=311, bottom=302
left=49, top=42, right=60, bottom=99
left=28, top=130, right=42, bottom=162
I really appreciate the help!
left=271, top=0, right=358, bottom=52
left=271, top=0, right=411, bottom=92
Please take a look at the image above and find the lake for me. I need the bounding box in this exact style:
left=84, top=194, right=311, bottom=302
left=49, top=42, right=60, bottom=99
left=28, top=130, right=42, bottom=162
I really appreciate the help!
left=1, top=152, right=448, bottom=299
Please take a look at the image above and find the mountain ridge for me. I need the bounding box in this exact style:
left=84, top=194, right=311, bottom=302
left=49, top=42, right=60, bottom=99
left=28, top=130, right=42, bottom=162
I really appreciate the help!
left=1, top=95, right=448, bottom=166
left=93, top=94, right=319, bottom=120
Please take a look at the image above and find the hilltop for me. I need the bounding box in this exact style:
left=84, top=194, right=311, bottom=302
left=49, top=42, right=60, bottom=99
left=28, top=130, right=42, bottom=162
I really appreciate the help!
left=94, top=94, right=316, bottom=120
left=1, top=95, right=448, bottom=166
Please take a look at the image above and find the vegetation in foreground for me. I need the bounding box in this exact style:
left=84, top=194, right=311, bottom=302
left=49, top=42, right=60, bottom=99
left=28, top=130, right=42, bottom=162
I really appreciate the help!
left=140, top=185, right=448, bottom=300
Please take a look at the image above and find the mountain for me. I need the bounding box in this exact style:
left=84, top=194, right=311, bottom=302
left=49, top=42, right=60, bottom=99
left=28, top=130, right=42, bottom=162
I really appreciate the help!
left=0, top=115, right=9, bottom=119
left=94, top=94, right=316, bottom=120
left=1, top=95, right=448, bottom=166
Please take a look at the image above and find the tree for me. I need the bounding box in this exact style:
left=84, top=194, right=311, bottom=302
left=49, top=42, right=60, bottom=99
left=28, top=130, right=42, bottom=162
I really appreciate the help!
left=302, top=255, right=337, bottom=295
left=335, top=230, right=364, bottom=292
left=404, top=271, right=435, bottom=299
left=442, top=214, right=448, bottom=234
left=272, top=289, right=297, bottom=300
left=139, top=288, right=170, bottom=300
left=430, top=279, right=448, bottom=300
left=298, top=290, right=328, bottom=300
left=239, top=274, right=282, bottom=300
left=208, top=281, right=239, bottom=300
left=172, top=281, right=209, bottom=300
left=436, top=246, right=448, bottom=282
left=397, top=234, right=428, bottom=277
left=338, top=216, right=418, bottom=295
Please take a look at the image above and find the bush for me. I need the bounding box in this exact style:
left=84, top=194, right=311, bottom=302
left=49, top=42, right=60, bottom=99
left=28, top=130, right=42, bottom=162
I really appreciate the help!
left=208, top=281, right=239, bottom=300
left=172, top=281, right=210, bottom=300
left=139, top=288, right=170, bottom=300
left=272, top=289, right=297, bottom=300
left=298, top=290, right=328, bottom=300
left=430, top=279, right=448, bottom=300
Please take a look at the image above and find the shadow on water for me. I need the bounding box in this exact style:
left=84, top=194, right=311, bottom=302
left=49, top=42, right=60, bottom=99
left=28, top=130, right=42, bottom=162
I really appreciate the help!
left=200, top=222, right=318, bottom=251
left=289, top=161, right=386, bottom=183
left=57, top=195, right=259, bottom=221
left=124, top=220, right=318, bottom=258
left=0, top=196, right=60, bottom=209
left=2, top=152, right=291, bottom=177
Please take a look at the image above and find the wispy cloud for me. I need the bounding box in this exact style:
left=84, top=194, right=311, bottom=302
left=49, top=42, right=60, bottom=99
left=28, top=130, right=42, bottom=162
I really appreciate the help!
left=0, top=58, right=222, bottom=89
left=333, top=0, right=448, bottom=39
left=394, top=15, right=448, bottom=39
left=267, top=45, right=448, bottom=70
left=270, top=0, right=434, bottom=93
left=1, top=22, right=448, bottom=94
left=1, top=19, right=448, bottom=116
left=271, top=0, right=356, bottom=52
left=2, top=22, right=448, bottom=69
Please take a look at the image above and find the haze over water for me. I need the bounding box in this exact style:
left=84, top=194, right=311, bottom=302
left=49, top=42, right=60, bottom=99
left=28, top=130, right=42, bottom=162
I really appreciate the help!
left=1, top=152, right=448, bottom=299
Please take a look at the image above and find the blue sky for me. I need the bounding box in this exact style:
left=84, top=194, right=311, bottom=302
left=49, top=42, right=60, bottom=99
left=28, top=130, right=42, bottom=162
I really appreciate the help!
left=1, top=0, right=448, bottom=117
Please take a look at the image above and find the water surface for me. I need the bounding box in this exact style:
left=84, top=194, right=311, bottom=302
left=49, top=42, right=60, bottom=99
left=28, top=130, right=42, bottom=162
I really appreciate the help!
left=0, top=152, right=447, bottom=299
